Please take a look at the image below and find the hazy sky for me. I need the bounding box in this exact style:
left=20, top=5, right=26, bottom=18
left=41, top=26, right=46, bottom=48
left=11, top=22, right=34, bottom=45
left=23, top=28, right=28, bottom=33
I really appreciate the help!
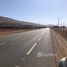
left=0, top=0, right=67, bottom=25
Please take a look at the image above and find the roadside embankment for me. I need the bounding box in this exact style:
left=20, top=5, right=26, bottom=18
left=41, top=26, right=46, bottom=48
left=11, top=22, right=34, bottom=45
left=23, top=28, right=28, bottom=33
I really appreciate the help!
left=50, top=29, right=67, bottom=66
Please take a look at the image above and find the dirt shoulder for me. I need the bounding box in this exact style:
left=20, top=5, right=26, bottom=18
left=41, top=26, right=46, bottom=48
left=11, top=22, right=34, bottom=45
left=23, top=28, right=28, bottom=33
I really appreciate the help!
left=0, top=29, right=34, bottom=36
left=50, top=29, right=67, bottom=66
left=53, top=28, right=67, bottom=40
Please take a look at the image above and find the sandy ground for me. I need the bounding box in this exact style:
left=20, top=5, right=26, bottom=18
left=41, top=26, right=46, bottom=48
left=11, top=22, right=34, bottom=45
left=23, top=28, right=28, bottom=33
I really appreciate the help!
left=50, top=29, right=67, bottom=66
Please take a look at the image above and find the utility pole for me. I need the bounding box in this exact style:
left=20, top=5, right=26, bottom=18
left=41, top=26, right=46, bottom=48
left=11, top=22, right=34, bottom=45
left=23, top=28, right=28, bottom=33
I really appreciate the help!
left=63, top=21, right=65, bottom=30
left=58, top=18, right=60, bottom=27
left=60, top=21, right=62, bottom=27
left=63, top=22, right=65, bottom=27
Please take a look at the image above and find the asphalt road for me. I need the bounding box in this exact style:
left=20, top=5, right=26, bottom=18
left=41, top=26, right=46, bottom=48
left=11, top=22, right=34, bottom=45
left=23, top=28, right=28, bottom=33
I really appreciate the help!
left=0, top=28, right=56, bottom=67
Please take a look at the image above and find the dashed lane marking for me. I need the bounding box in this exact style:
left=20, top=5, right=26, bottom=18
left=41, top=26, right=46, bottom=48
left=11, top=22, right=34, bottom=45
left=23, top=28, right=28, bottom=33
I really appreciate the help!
left=38, top=37, right=42, bottom=41
left=27, top=42, right=37, bottom=55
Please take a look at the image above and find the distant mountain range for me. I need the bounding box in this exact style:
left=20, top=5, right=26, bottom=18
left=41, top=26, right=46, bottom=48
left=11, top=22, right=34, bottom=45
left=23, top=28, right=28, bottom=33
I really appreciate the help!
left=0, top=16, right=45, bottom=29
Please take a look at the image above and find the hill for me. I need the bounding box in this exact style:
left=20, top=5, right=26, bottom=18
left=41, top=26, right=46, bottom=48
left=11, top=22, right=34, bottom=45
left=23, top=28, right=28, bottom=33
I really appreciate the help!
left=0, top=16, right=45, bottom=29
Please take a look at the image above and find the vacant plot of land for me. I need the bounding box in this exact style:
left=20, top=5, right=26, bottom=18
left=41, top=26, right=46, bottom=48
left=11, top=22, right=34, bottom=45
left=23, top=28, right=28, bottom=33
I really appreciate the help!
left=50, top=29, right=67, bottom=66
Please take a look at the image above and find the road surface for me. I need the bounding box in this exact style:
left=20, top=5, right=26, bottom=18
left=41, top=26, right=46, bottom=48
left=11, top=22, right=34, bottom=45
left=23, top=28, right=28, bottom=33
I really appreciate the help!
left=0, top=28, right=56, bottom=67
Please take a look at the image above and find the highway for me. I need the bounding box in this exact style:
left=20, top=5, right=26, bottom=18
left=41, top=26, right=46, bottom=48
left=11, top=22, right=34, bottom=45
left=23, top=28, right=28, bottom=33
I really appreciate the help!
left=0, top=28, right=56, bottom=67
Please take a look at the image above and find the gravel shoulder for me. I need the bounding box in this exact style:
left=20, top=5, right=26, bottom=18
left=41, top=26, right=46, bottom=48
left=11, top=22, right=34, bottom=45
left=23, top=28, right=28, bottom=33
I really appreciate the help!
left=50, top=29, right=67, bottom=66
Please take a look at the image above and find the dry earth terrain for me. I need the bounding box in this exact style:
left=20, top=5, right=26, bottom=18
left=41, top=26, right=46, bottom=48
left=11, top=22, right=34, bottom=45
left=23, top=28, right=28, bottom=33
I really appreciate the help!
left=0, top=29, right=34, bottom=36
left=0, top=29, right=24, bottom=35
left=50, top=28, right=67, bottom=66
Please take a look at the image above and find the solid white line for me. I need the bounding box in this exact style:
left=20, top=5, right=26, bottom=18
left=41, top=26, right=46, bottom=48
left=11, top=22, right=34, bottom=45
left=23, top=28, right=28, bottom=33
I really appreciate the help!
left=38, top=37, right=41, bottom=41
left=0, top=42, right=7, bottom=45
left=27, top=43, right=37, bottom=55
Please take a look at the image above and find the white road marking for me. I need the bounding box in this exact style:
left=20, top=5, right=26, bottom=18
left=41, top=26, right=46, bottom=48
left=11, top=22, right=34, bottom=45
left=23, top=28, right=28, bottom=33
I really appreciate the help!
left=16, top=66, right=19, bottom=67
left=27, top=43, right=37, bottom=55
left=38, top=37, right=41, bottom=41
left=0, top=42, right=7, bottom=45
